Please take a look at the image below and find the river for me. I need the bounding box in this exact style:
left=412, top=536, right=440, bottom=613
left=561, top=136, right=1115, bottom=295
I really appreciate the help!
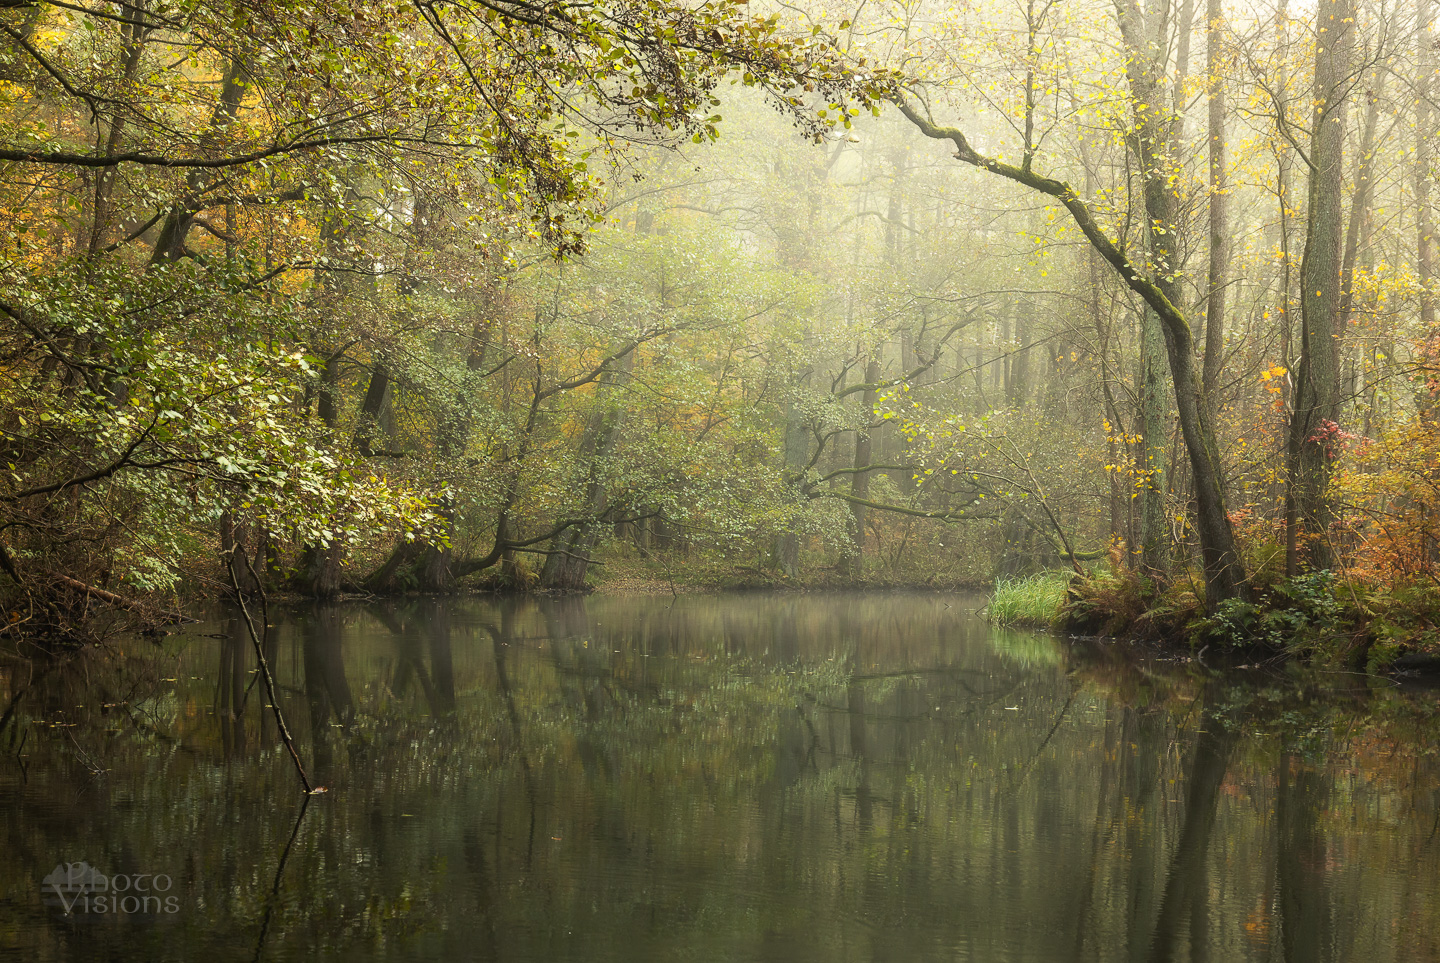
left=2, top=591, right=1438, bottom=961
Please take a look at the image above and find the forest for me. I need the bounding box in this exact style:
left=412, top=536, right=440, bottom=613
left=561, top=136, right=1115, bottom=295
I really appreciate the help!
left=2, top=0, right=1439, bottom=661
left=12, top=3, right=1440, bottom=957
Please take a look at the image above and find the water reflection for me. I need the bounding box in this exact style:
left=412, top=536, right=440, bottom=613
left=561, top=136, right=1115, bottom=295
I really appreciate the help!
left=2, top=592, right=1440, bottom=962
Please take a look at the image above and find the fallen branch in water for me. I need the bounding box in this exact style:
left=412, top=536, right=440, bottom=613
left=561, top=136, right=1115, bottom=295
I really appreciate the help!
left=227, top=554, right=319, bottom=795
left=40, top=570, right=190, bottom=626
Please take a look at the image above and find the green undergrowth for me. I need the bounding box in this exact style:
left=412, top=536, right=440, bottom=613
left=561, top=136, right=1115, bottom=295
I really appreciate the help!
left=1059, top=566, right=1440, bottom=673
left=986, top=572, right=1072, bottom=627
left=1355, top=583, right=1440, bottom=672
left=1061, top=570, right=1185, bottom=638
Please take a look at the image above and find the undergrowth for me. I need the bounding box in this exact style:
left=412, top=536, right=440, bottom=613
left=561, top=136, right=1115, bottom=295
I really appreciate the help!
left=1057, top=564, right=1440, bottom=673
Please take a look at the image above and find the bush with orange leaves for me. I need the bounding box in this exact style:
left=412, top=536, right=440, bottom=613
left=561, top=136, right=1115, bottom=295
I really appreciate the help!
left=1337, top=415, right=1440, bottom=586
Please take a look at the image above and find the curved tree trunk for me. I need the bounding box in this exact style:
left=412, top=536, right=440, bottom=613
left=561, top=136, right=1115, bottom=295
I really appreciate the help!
left=1116, top=0, right=1243, bottom=604
left=895, top=12, right=1250, bottom=607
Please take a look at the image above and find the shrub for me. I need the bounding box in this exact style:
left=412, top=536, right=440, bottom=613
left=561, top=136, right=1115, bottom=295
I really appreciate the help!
left=1188, top=570, right=1350, bottom=652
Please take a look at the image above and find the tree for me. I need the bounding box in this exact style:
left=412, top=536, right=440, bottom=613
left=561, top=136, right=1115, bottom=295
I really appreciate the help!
left=891, top=93, right=1249, bottom=607
left=0, top=0, right=888, bottom=619
left=1285, top=0, right=1358, bottom=573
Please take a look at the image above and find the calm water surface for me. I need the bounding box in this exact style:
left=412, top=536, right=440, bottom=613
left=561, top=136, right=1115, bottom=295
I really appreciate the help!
left=3, top=591, right=1440, bottom=961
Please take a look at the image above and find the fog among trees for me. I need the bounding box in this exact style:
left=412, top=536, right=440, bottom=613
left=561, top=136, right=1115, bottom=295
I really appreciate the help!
left=3, top=0, right=1439, bottom=641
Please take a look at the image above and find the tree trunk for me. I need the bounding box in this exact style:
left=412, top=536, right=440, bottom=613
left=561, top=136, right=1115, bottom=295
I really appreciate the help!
left=895, top=46, right=1250, bottom=606
left=1416, top=0, right=1437, bottom=332
left=353, top=361, right=392, bottom=457
left=86, top=11, right=148, bottom=257
left=419, top=495, right=456, bottom=593
left=1339, top=79, right=1384, bottom=326
left=150, top=60, right=247, bottom=264
left=221, top=510, right=261, bottom=596
left=1274, top=0, right=1298, bottom=418
left=1202, top=0, right=1229, bottom=397
left=539, top=353, right=632, bottom=591
left=842, top=352, right=882, bottom=576
left=296, top=350, right=345, bottom=597
left=1285, top=0, right=1355, bottom=574
left=1116, top=0, right=1239, bottom=601
left=1008, top=302, right=1031, bottom=409
left=774, top=392, right=811, bottom=577
left=1138, top=306, right=1171, bottom=576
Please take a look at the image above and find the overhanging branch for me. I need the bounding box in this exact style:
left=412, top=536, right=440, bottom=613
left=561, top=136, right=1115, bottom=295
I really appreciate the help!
left=890, top=94, right=1196, bottom=349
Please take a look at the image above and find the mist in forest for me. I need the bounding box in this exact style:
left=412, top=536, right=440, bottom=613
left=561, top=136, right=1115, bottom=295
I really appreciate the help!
left=9, top=2, right=1440, bottom=959
left=0, top=0, right=1435, bottom=640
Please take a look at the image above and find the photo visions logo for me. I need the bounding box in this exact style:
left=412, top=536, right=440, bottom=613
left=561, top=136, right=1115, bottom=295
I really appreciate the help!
left=41, top=862, right=180, bottom=916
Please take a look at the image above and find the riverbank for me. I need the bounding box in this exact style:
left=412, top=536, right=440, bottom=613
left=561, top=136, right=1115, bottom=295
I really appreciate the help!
left=580, top=555, right=988, bottom=595
left=0, top=556, right=991, bottom=648
left=988, top=565, right=1440, bottom=675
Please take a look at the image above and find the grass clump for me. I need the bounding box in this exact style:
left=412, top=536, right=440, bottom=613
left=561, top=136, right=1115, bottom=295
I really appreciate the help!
left=987, top=572, right=1071, bottom=627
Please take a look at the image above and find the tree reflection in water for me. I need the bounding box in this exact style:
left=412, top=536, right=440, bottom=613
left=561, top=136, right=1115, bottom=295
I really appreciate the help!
left=2, top=592, right=1439, bottom=962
